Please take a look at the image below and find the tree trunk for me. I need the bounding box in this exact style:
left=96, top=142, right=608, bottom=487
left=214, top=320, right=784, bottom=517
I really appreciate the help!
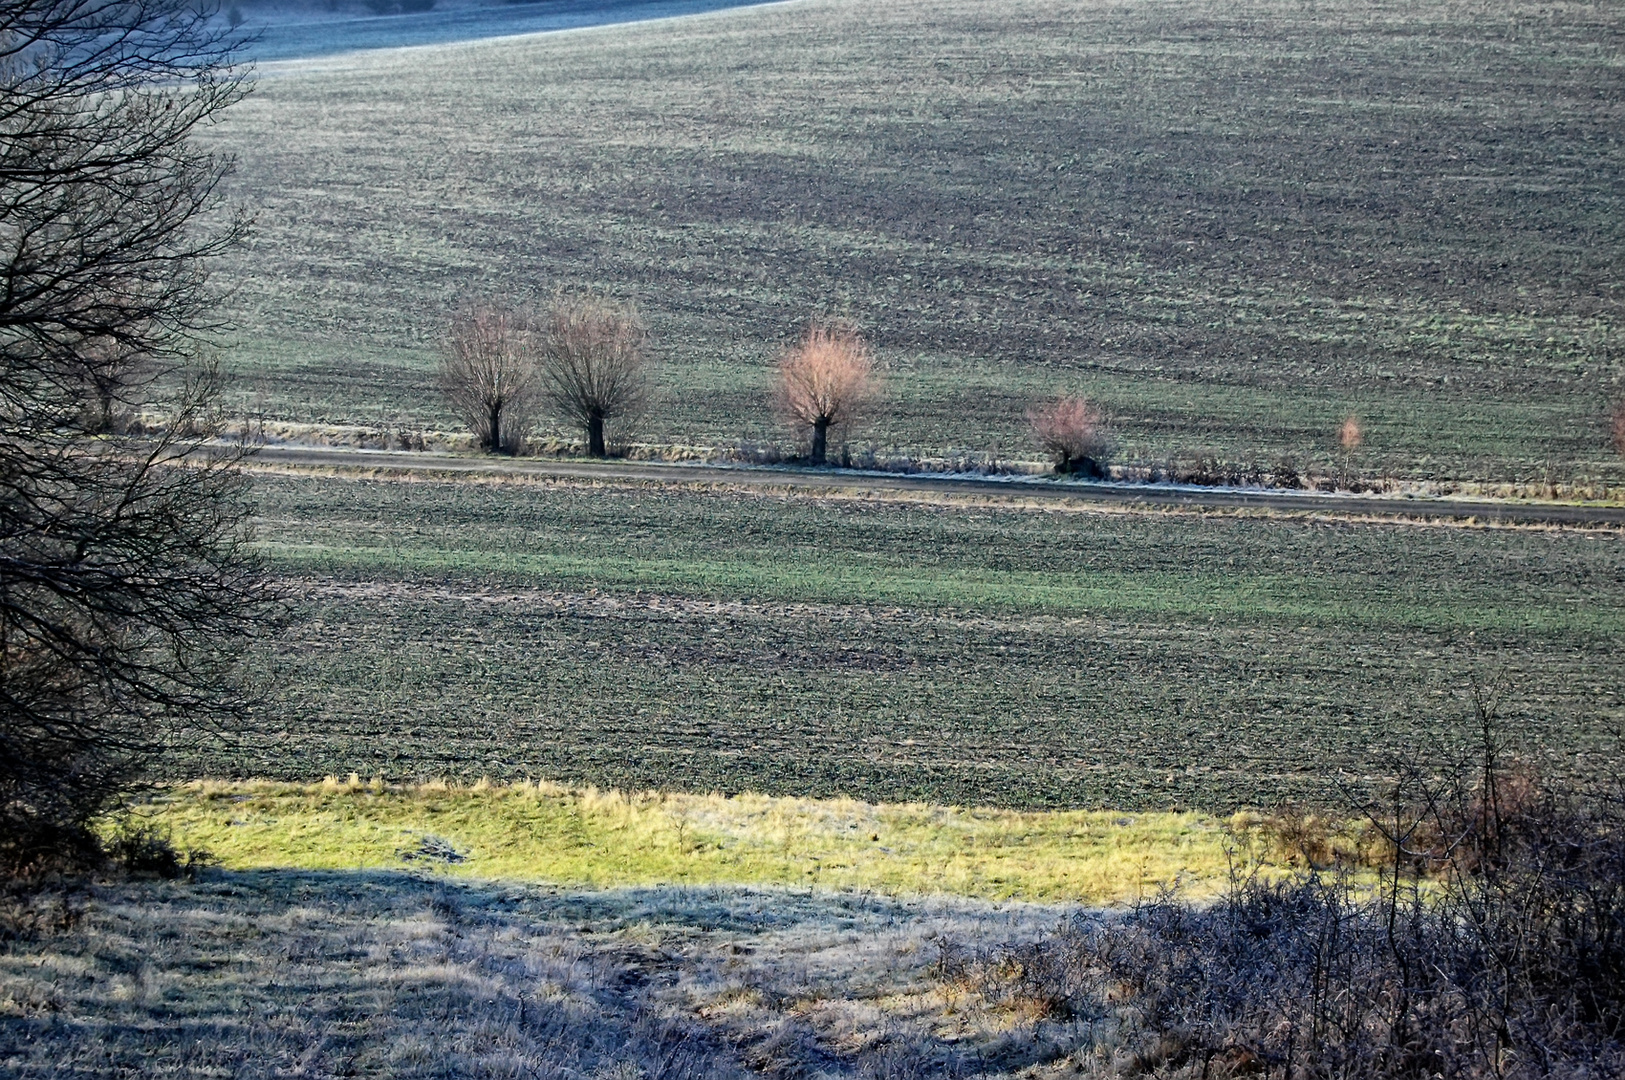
left=488, top=400, right=504, bottom=454
left=95, top=385, right=116, bottom=433
left=588, top=412, right=606, bottom=458
left=810, top=416, right=830, bottom=466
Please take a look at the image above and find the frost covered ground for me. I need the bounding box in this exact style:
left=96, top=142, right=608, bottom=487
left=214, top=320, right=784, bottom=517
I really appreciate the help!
left=1, top=870, right=1102, bottom=1078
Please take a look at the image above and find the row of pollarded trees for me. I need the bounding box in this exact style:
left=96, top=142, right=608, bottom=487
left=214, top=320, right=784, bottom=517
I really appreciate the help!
left=441, top=296, right=881, bottom=466
left=441, top=299, right=1109, bottom=471
left=445, top=297, right=1449, bottom=483
left=441, top=295, right=649, bottom=457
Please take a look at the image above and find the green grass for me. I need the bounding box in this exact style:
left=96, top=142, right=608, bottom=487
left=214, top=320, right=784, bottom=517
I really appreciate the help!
left=182, top=469, right=1625, bottom=811
left=261, top=539, right=1616, bottom=636
left=141, top=779, right=1234, bottom=904
left=201, top=0, right=1625, bottom=487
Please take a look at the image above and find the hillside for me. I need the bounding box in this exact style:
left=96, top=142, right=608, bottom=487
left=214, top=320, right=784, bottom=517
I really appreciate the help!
left=204, top=0, right=1625, bottom=486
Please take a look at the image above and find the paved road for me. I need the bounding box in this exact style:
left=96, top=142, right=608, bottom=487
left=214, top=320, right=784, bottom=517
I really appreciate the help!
left=244, top=444, right=1625, bottom=526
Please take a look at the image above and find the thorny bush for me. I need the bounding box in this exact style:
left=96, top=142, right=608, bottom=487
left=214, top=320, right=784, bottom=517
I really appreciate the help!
left=943, top=747, right=1625, bottom=1079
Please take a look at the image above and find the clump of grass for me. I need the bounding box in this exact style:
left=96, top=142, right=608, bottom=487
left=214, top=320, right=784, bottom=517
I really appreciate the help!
left=131, top=780, right=1236, bottom=903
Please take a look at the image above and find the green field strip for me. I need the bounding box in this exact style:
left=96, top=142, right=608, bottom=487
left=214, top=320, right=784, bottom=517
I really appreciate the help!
left=256, top=540, right=1624, bottom=637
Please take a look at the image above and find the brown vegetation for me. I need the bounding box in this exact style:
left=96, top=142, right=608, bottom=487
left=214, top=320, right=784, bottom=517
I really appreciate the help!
left=1338, top=415, right=1364, bottom=452
left=944, top=742, right=1625, bottom=1079
left=1027, top=396, right=1110, bottom=477
left=1338, top=415, right=1364, bottom=487
left=775, top=322, right=876, bottom=466
left=536, top=293, right=649, bottom=458
left=1613, top=399, right=1625, bottom=457
left=439, top=301, right=537, bottom=455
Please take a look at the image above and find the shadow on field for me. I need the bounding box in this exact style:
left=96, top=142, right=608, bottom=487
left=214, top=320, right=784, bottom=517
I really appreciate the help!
left=243, top=0, right=784, bottom=63
left=0, top=867, right=1084, bottom=1078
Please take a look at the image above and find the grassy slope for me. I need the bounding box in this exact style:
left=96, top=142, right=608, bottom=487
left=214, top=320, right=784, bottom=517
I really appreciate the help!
left=144, top=779, right=1232, bottom=903
left=183, top=470, right=1625, bottom=810
left=203, top=0, right=1625, bottom=485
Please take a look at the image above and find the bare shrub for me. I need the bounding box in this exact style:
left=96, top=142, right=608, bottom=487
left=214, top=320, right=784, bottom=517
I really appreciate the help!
left=1338, top=414, right=1364, bottom=488
left=1027, top=396, right=1110, bottom=477
left=440, top=301, right=537, bottom=455
left=102, top=824, right=209, bottom=879
left=775, top=322, right=876, bottom=467
left=947, top=739, right=1625, bottom=1079
left=1269, top=457, right=1304, bottom=489
left=537, top=293, right=649, bottom=458
left=1246, top=803, right=1384, bottom=870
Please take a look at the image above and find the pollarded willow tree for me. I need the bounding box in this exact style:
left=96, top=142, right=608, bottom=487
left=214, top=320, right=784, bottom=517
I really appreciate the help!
left=538, top=293, right=649, bottom=458
left=1026, top=395, right=1110, bottom=477
left=440, top=300, right=537, bottom=455
left=775, top=322, right=876, bottom=467
left=0, top=0, right=269, bottom=869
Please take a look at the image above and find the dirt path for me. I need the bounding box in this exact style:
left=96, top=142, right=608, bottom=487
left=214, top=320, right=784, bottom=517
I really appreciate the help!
left=242, top=445, right=1625, bottom=526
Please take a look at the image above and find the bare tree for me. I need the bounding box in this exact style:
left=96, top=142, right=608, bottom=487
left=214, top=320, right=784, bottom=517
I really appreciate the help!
left=0, top=0, right=269, bottom=871
left=1027, top=395, right=1110, bottom=477
left=537, top=293, right=648, bottom=458
left=775, top=322, right=876, bottom=467
left=1612, top=400, right=1625, bottom=458
left=1339, top=414, right=1363, bottom=487
left=440, top=301, right=537, bottom=455
left=75, top=336, right=154, bottom=434
left=1338, top=415, right=1364, bottom=452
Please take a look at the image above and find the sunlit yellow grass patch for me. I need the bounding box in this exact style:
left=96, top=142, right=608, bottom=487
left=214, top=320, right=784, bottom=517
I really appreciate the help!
left=136, top=778, right=1241, bottom=904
